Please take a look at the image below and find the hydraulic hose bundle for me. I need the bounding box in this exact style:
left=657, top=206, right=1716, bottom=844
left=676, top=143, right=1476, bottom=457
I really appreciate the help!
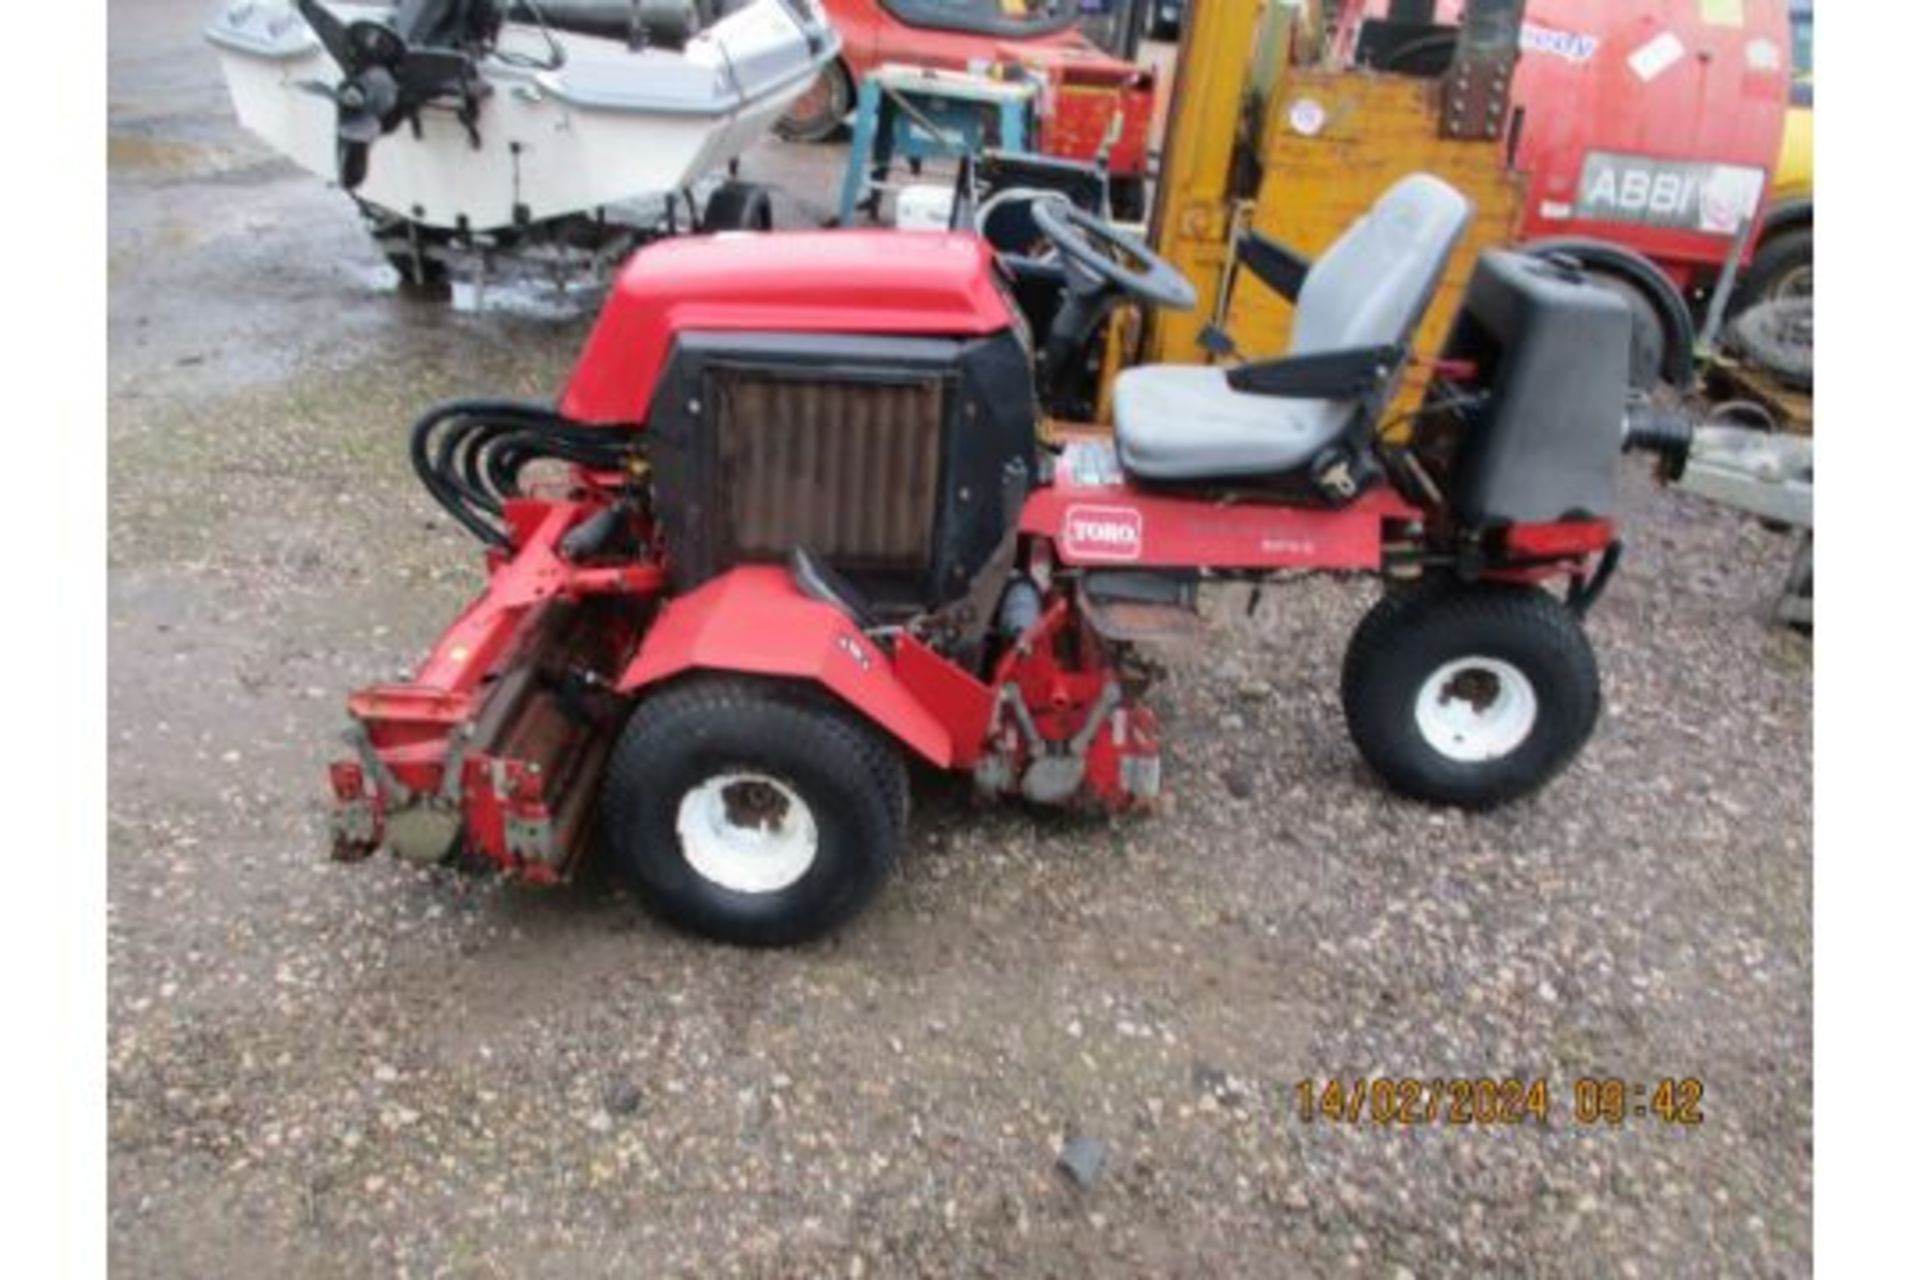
left=409, top=399, right=642, bottom=548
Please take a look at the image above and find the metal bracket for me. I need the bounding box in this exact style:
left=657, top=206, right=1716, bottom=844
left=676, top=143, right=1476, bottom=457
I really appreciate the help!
left=343, top=723, right=412, bottom=807
left=1119, top=753, right=1162, bottom=801
left=329, top=796, right=379, bottom=857
left=437, top=724, right=475, bottom=808
left=503, top=811, right=557, bottom=865
left=1566, top=541, right=1624, bottom=619
left=1005, top=681, right=1127, bottom=805
left=1066, top=682, right=1125, bottom=758
left=1439, top=52, right=1515, bottom=140
left=1441, top=0, right=1522, bottom=141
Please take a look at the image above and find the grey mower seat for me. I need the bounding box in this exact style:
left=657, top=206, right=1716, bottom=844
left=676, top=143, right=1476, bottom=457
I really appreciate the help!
left=1114, top=173, right=1473, bottom=483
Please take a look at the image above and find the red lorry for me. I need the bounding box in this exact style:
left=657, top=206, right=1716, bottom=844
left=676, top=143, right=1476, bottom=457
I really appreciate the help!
left=1340, top=0, right=1799, bottom=386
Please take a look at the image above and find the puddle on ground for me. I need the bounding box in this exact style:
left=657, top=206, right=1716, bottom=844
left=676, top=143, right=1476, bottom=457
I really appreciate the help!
left=449, top=276, right=610, bottom=319
left=108, top=133, right=239, bottom=176
left=339, top=261, right=608, bottom=320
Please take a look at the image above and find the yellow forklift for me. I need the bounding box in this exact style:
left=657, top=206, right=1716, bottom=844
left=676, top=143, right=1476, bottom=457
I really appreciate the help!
left=1100, top=0, right=1809, bottom=626
left=1098, top=0, right=1527, bottom=423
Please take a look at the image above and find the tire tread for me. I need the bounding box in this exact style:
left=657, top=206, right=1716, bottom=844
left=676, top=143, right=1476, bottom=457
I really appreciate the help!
left=1340, top=583, right=1600, bottom=809
left=598, top=677, right=906, bottom=945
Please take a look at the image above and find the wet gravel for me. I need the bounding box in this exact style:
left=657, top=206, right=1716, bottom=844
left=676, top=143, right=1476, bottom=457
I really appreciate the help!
left=109, top=3, right=1811, bottom=1275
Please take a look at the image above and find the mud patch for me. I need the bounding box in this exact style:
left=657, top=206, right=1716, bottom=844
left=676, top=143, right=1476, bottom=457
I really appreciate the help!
left=109, top=131, right=247, bottom=177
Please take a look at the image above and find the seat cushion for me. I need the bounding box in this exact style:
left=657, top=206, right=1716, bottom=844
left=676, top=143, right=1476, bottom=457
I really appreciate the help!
left=1112, top=364, right=1348, bottom=482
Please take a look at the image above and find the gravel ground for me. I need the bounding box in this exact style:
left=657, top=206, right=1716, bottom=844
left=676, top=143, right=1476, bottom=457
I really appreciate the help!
left=108, top=4, right=1811, bottom=1275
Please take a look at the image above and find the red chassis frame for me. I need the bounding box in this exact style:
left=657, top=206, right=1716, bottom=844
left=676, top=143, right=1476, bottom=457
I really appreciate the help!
left=329, top=463, right=1613, bottom=881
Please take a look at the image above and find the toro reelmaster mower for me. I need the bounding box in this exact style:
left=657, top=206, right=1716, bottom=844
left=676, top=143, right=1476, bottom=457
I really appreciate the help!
left=330, top=173, right=1692, bottom=945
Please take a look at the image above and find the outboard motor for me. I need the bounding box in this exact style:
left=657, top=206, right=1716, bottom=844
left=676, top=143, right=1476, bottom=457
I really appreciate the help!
left=294, top=0, right=502, bottom=188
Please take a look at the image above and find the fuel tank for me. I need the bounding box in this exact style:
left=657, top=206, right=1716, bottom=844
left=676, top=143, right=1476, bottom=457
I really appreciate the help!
left=558, top=231, right=1018, bottom=425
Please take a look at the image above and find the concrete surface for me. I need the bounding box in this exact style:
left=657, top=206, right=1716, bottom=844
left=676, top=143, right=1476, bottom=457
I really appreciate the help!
left=109, top=3, right=1812, bottom=1275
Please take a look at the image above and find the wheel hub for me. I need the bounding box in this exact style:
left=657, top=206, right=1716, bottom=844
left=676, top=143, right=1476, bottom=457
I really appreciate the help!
left=1414, top=656, right=1539, bottom=762
left=676, top=771, right=819, bottom=895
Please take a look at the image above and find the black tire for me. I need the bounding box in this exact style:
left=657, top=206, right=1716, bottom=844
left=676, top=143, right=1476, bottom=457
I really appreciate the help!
left=1728, top=296, right=1813, bottom=391
left=699, top=180, right=775, bottom=233
left=774, top=59, right=852, bottom=144
left=1340, top=584, right=1601, bottom=810
left=1730, top=225, right=1812, bottom=315
left=598, top=678, right=906, bottom=946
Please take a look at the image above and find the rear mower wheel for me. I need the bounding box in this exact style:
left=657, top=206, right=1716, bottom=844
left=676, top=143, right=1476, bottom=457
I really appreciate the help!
left=598, top=679, right=906, bottom=946
left=1340, top=583, right=1600, bottom=809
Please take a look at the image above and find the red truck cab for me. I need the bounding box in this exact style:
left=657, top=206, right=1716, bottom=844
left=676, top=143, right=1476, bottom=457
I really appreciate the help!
left=1340, top=0, right=1794, bottom=382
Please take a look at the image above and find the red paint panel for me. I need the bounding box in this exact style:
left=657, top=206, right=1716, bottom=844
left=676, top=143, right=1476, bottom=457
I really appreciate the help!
left=559, top=232, right=1015, bottom=425
left=892, top=632, right=996, bottom=768
left=1503, top=518, right=1615, bottom=559
left=1001, top=44, right=1157, bottom=176
left=1020, top=483, right=1417, bottom=571
left=616, top=566, right=956, bottom=768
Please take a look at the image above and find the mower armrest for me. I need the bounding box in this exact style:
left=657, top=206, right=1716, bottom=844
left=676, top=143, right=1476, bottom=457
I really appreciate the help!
left=1225, top=344, right=1403, bottom=400
left=1236, top=231, right=1313, bottom=303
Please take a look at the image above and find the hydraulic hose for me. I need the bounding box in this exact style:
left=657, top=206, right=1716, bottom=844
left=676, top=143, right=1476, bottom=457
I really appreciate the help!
left=408, top=399, right=641, bottom=548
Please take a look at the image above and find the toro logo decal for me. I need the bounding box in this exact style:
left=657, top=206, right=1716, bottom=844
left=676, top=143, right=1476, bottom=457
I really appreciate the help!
left=1063, top=504, right=1145, bottom=563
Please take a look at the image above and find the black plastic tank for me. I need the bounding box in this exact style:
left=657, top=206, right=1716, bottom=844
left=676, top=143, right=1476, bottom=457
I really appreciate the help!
left=1435, top=251, right=1632, bottom=526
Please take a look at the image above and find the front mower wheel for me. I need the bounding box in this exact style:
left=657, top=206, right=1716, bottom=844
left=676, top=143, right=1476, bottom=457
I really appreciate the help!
left=1341, top=584, right=1600, bottom=809
left=598, top=679, right=906, bottom=946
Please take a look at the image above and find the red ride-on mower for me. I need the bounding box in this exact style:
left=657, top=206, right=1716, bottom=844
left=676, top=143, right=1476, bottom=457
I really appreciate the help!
left=330, top=173, right=1692, bottom=945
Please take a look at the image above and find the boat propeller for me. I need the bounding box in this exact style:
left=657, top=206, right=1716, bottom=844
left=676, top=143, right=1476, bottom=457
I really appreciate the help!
left=294, top=0, right=489, bottom=189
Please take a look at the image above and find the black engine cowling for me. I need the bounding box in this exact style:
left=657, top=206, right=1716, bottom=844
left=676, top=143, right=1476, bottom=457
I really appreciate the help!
left=643, top=330, right=1039, bottom=617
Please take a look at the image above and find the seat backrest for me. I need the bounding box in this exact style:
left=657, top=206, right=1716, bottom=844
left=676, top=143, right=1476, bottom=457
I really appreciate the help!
left=1289, top=174, right=1474, bottom=358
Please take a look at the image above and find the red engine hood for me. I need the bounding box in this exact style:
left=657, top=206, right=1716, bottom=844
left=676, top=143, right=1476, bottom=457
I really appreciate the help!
left=559, top=231, right=1016, bottom=426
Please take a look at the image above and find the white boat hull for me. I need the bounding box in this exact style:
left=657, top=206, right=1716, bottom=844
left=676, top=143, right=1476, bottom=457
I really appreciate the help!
left=207, top=0, right=838, bottom=232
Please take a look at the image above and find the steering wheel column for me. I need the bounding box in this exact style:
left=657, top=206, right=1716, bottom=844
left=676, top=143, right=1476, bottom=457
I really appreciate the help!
left=1037, top=255, right=1121, bottom=408
left=1027, top=197, right=1197, bottom=419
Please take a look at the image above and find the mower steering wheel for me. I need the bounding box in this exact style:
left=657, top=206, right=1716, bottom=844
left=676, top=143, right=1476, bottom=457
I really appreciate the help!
left=1029, top=197, right=1197, bottom=312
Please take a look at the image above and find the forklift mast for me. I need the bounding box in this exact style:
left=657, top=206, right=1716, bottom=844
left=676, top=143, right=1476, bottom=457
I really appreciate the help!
left=1137, top=0, right=1526, bottom=419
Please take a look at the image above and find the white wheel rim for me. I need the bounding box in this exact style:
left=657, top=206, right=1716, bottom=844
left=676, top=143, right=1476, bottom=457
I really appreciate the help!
left=1413, top=656, right=1539, bottom=763
left=675, top=771, right=819, bottom=895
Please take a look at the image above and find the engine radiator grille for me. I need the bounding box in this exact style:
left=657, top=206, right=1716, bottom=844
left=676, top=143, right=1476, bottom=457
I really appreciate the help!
left=711, top=371, right=947, bottom=572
